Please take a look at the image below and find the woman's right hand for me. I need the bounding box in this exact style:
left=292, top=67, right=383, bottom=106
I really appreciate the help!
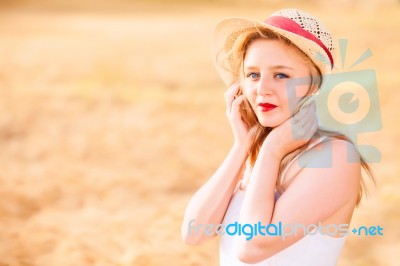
left=224, top=83, right=253, bottom=149
left=261, top=102, right=318, bottom=160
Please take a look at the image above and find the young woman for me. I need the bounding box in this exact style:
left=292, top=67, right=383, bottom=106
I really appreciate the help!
left=181, top=9, right=373, bottom=265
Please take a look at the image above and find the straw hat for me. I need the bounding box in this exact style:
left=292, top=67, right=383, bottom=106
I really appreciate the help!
left=211, top=9, right=335, bottom=86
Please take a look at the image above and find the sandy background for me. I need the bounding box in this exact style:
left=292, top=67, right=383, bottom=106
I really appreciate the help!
left=0, top=0, right=399, bottom=265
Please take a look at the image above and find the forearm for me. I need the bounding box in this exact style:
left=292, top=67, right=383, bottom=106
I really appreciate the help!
left=240, top=149, right=281, bottom=224
left=237, top=148, right=282, bottom=260
left=181, top=144, right=248, bottom=243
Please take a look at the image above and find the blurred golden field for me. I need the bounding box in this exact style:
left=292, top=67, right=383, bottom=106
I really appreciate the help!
left=0, top=0, right=399, bottom=265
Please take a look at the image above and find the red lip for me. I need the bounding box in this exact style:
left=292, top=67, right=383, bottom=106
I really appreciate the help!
left=258, top=103, right=277, bottom=112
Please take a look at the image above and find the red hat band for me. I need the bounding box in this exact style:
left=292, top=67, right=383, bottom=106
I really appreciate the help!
left=265, top=16, right=334, bottom=68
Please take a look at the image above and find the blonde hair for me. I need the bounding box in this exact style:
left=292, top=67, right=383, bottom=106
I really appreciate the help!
left=219, top=27, right=374, bottom=205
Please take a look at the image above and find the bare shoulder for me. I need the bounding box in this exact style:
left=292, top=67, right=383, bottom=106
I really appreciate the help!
left=272, top=136, right=362, bottom=228
left=314, top=136, right=361, bottom=166
left=290, top=136, right=361, bottom=170
left=283, top=136, right=361, bottom=201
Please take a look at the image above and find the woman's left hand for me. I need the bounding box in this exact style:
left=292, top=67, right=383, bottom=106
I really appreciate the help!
left=262, top=101, right=318, bottom=160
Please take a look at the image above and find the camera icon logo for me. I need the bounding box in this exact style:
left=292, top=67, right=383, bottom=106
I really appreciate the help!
left=287, top=39, right=382, bottom=167
left=327, top=80, right=370, bottom=125
left=317, top=69, right=382, bottom=164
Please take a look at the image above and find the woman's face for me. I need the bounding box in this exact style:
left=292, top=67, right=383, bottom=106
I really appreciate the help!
left=241, top=39, right=312, bottom=128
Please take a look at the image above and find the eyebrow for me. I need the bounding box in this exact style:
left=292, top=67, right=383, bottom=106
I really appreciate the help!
left=244, top=65, right=294, bottom=70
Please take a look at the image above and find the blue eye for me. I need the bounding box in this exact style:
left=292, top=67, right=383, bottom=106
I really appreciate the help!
left=246, top=72, right=259, bottom=79
left=275, top=73, right=289, bottom=79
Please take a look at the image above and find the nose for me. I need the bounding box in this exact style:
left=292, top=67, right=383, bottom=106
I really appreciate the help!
left=256, top=75, right=274, bottom=96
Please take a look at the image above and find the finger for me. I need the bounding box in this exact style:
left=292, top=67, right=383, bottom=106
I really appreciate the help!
left=224, top=86, right=238, bottom=111
left=292, top=107, right=308, bottom=126
left=231, top=95, right=245, bottom=117
left=224, top=83, right=240, bottom=99
left=224, top=83, right=237, bottom=94
left=232, top=94, right=244, bottom=105
left=291, top=107, right=315, bottom=139
left=294, top=102, right=316, bottom=125
left=225, top=84, right=241, bottom=115
left=293, top=121, right=315, bottom=141
left=225, top=93, right=235, bottom=115
left=225, top=97, right=232, bottom=116
left=301, top=123, right=317, bottom=141
left=303, top=102, right=318, bottom=127
left=309, top=100, right=317, bottom=111
left=302, top=113, right=319, bottom=139
left=310, top=121, right=319, bottom=138
left=305, top=100, right=316, bottom=114
left=298, top=99, right=316, bottom=111
left=288, top=101, right=315, bottom=139
left=224, top=83, right=238, bottom=101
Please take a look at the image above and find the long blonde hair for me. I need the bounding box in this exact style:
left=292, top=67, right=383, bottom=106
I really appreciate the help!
left=220, top=27, right=374, bottom=205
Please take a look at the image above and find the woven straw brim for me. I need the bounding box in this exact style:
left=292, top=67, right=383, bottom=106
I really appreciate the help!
left=211, top=17, right=333, bottom=87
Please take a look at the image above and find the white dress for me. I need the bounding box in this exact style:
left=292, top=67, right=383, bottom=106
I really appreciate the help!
left=219, top=136, right=347, bottom=266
